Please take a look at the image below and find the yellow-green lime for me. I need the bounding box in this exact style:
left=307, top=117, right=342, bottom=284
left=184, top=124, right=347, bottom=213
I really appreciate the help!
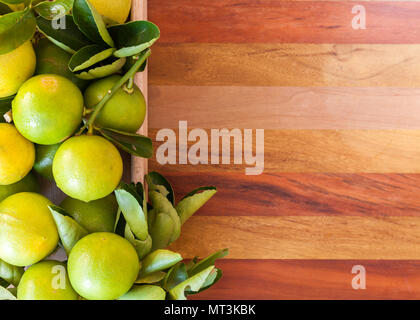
left=52, top=135, right=123, bottom=202
left=68, top=232, right=140, bottom=300
left=17, top=260, right=78, bottom=300
left=84, top=75, right=146, bottom=133
left=60, top=194, right=118, bottom=233
left=0, top=123, right=35, bottom=185
left=0, top=172, right=39, bottom=202
left=0, top=192, right=58, bottom=266
left=0, top=41, right=35, bottom=98
left=12, top=74, right=84, bottom=145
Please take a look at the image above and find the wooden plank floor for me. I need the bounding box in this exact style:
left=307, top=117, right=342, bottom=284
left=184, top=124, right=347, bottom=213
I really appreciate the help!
left=147, top=0, right=420, bottom=299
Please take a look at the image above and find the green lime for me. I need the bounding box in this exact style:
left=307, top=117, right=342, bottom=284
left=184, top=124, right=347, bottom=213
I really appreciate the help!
left=84, top=75, right=146, bottom=133
left=60, top=194, right=118, bottom=233
left=12, top=74, right=84, bottom=145
left=17, top=260, right=79, bottom=300
left=0, top=172, right=39, bottom=202
left=34, top=143, right=61, bottom=181
left=0, top=192, right=58, bottom=266
left=52, top=135, right=123, bottom=202
left=35, top=38, right=89, bottom=91
left=68, top=232, right=139, bottom=300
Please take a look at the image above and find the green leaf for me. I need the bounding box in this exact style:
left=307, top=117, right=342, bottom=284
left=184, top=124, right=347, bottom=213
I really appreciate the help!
left=0, top=0, right=27, bottom=4
left=98, top=127, right=153, bottom=158
left=0, top=2, right=12, bottom=15
left=176, top=187, right=217, bottom=225
left=75, top=56, right=125, bottom=79
left=169, top=266, right=215, bottom=300
left=0, top=8, right=35, bottom=54
left=0, top=285, right=16, bottom=300
left=0, top=95, right=13, bottom=114
left=36, top=15, right=91, bottom=54
left=0, top=259, right=23, bottom=287
left=146, top=171, right=175, bottom=205
left=187, top=249, right=229, bottom=276
left=135, top=271, right=166, bottom=284
left=69, top=45, right=114, bottom=72
left=49, top=205, right=88, bottom=255
left=118, top=285, right=166, bottom=300
left=124, top=224, right=152, bottom=260
left=163, top=262, right=188, bottom=291
left=115, top=188, right=148, bottom=241
left=189, top=268, right=222, bottom=295
left=149, top=212, right=173, bottom=251
left=108, top=21, right=160, bottom=58
left=149, top=191, right=181, bottom=248
left=34, top=0, right=73, bottom=20
left=140, top=249, right=182, bottom=277
left=73, top=0, right=114, bottom=47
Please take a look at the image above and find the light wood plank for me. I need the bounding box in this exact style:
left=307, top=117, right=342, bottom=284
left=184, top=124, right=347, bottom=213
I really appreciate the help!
left=131, top=0, right=148, bottom=183
left=169, top=216, right=420, bottom=259
left=150, top=129, right=420, bottom=173
left=150, top=86, right=420, bottom=129
left=150, top=44, right=420, bottom=87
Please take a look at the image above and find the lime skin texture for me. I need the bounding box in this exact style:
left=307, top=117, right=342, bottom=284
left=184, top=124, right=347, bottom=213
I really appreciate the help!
left=12, top=74, right=84, bottom=145
left=0, top=192, right=59, bottom=267
left=68, top=232, right=140, bottom=300
left=52, top=135, right=123, bottom=202
left=17, top=260, right=79, bottom=300
left=0, top=172, right=39, bottom=202
left=0, top=41, right=35, bottom=98
left=0, top=123, right=35, bottom=185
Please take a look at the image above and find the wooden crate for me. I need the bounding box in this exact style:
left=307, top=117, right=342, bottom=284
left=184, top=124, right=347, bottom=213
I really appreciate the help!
left=147, top=0, right=420, bottom=299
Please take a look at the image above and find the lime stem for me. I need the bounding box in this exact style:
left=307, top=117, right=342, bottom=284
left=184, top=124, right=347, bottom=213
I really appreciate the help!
left=77, top=49, right=151, bottom=135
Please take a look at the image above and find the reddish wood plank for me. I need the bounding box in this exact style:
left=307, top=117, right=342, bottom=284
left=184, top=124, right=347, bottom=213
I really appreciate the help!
left=158, top=172, right=420, bottom=217
left=190, top=260, right=420, bottom=300
left=149, top=0, right=420, bottom=44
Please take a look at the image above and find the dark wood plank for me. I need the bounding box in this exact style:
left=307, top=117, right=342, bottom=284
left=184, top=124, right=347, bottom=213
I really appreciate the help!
left=157, top=172, right=420, bottom=217
left=190, top=259, right=420, bottom=300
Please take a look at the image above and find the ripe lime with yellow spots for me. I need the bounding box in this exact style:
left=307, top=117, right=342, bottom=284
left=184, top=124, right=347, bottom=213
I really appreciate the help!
left=17, top=260, right=79, bottom=300
left=60, top=194, right=118, bottom=233
left=52, top=135, right=123, bottom=202
left=0, top=172, right=38, bottom=202
left=0, top=192, right=58, bottom=267
left=68, top=232, right=140, bottom=300
left=12, top=74, right=84, bottom=145
left=89, top=0, right=132, bottom=24
left=0, top=124, right=35, bottom=185
left=0, top=41, right=36, bottom=98
left=84, top=75, right=146, bottom=133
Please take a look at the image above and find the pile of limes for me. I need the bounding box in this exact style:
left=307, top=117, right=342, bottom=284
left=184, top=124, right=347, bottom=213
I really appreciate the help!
left=0, top=0, right=227, bottom=301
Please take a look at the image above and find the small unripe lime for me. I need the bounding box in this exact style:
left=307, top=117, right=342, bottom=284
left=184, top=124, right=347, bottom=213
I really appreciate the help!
left=84, top=75, right=146, bottom=133
left=12, top=74, right=84, bottom=145
left=0, top=192, right=58, bottom=266
left=68, top=232, right=139, bottom=300
left=34, top=143, right=61, bottom=181
left=17, top=260, right=79, bottom=300
left=53, top=135, right=123, bottom=202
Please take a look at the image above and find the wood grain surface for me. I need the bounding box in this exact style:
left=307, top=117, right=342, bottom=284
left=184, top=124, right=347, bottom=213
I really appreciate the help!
left=146, top=0, right=420, bottom=299
left=149, top=1, right=420, bottom=44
